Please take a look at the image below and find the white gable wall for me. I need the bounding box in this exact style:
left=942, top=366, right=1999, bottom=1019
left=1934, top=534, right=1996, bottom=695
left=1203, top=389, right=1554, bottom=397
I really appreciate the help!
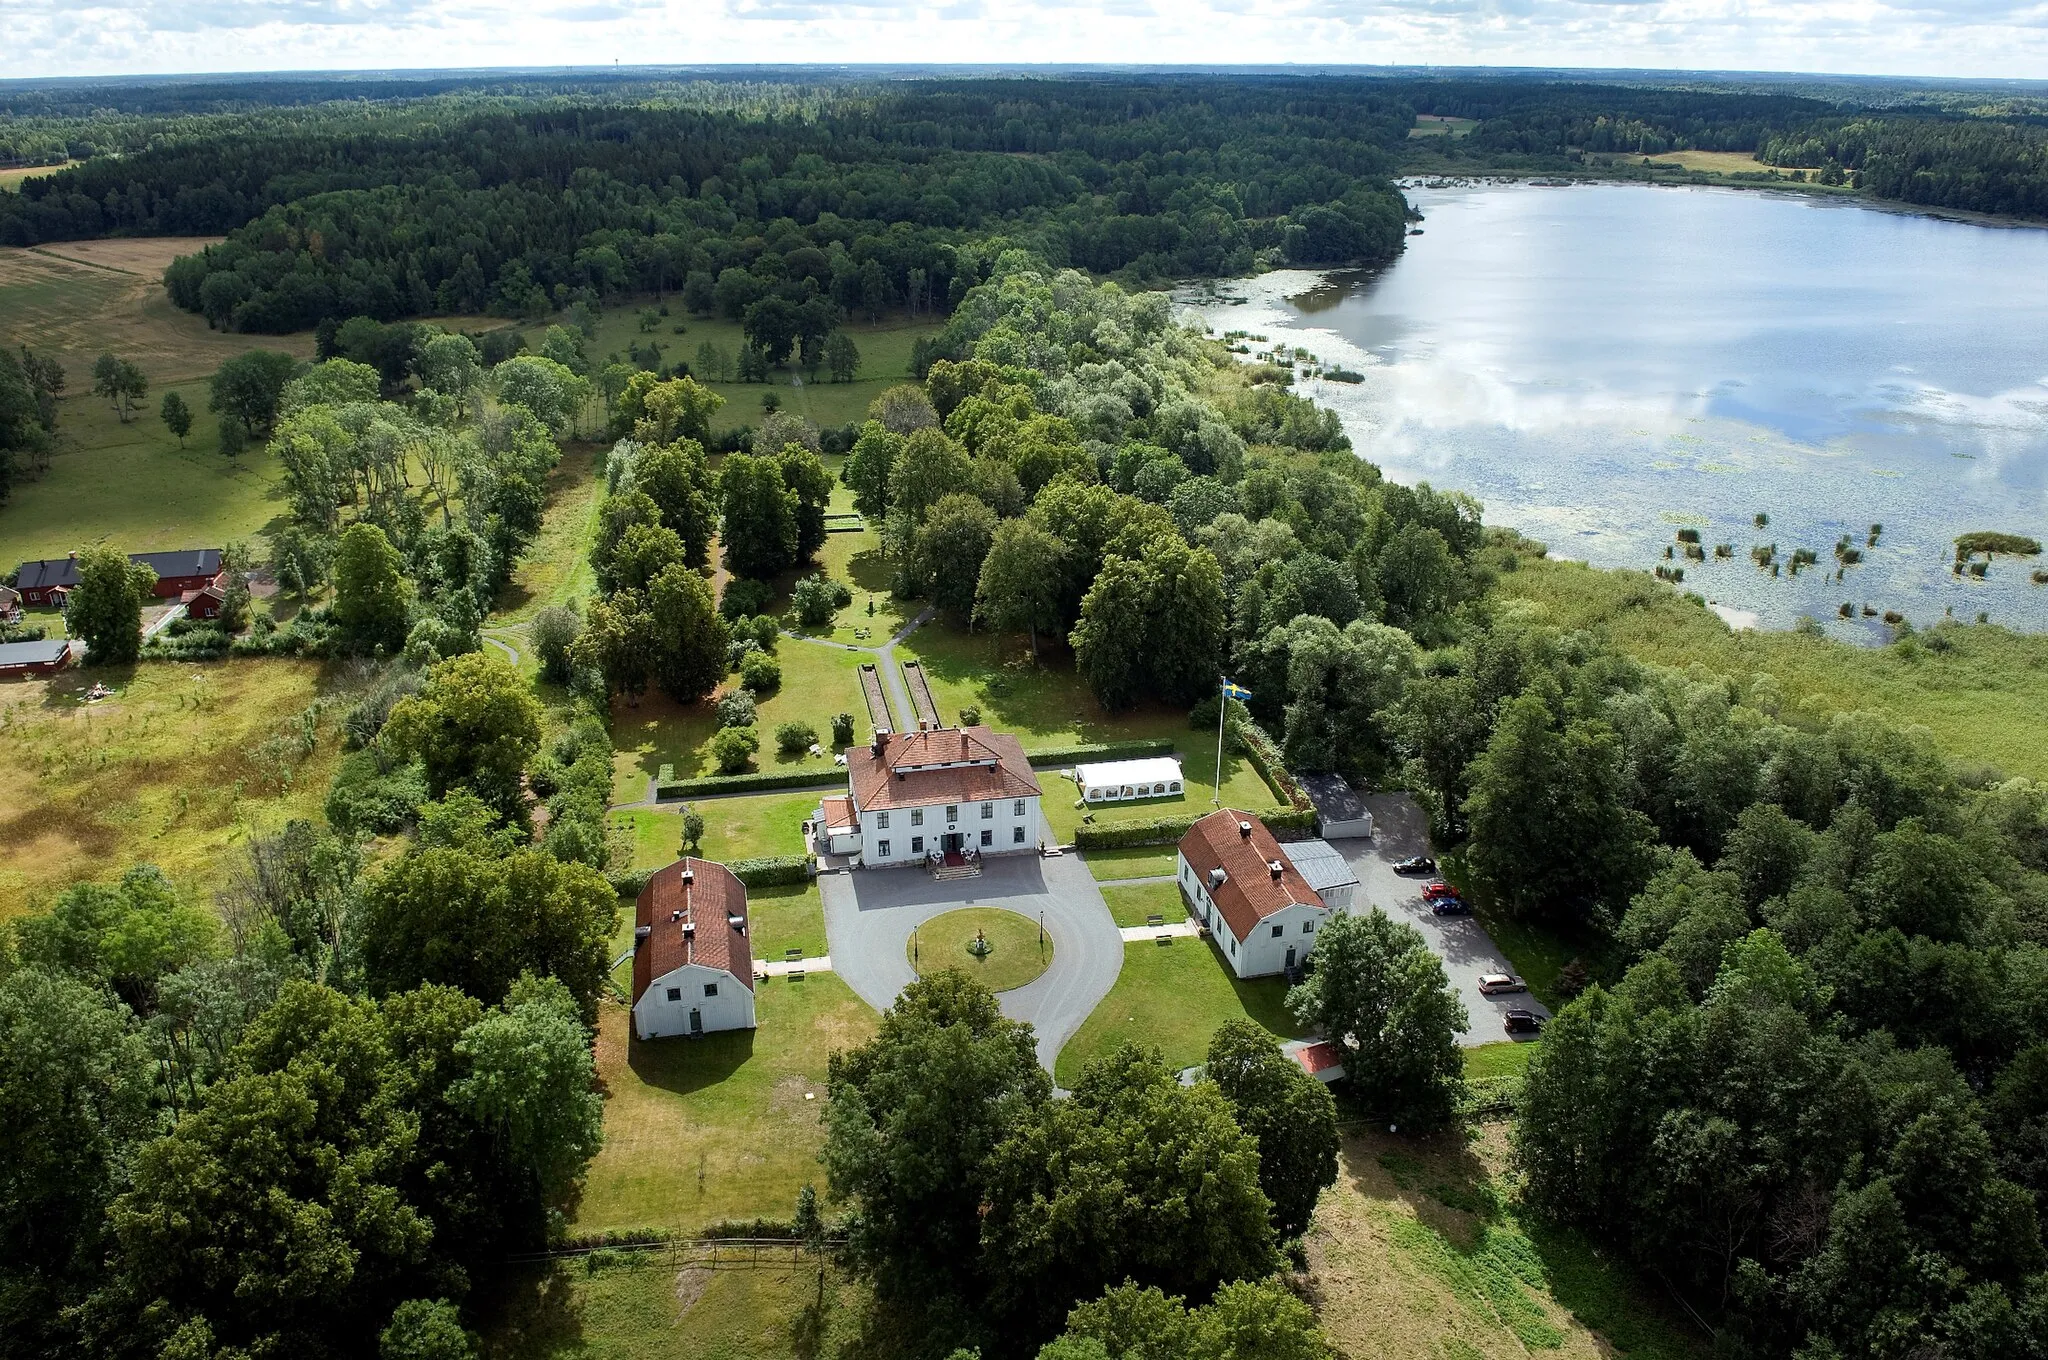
left=634, top=962, right=756, bottom=1038
left=1177, top=851, right=1329, bottom=979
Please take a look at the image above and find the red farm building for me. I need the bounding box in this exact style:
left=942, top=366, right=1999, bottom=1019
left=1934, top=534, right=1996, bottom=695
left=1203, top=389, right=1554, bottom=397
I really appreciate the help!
left=12, top=548, right=222, bottom=607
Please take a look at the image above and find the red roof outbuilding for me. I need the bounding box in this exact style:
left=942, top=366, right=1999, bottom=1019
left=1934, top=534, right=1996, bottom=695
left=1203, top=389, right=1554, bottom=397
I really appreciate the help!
left=631, top=859, right=754, bottom=1004
left=1177, top=808, right=1325, bottom=944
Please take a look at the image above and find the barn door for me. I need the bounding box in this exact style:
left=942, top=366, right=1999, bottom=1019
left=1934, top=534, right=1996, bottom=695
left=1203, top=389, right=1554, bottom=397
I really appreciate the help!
left=689, top=1008, right=703, bottom=1036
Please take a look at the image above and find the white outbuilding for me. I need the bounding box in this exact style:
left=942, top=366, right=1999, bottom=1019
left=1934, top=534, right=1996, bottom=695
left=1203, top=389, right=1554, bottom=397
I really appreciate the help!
left=631, top=858, right=757, bottom=1039
left=1074, top=756, right=1185, bottom=804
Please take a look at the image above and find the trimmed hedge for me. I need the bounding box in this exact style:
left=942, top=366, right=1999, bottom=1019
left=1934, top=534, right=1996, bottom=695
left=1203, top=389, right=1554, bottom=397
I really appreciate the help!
left=1025, top=738, right=1177, bottom=767
left=656, top=768, right=842, bottom=799
left=1231, top=718, right=1313, bottom=813
left=730, top=855, right=813, bottom=888
left=1071, top=803, right=1313, bottom=850
left=607, top=868, right=653, bottom=898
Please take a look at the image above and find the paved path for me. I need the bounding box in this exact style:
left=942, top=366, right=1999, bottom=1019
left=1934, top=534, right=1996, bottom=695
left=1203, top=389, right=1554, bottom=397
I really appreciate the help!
left=758, top=954, right=832, bottom=978
left=820, top=853, right=1123, bottom=1075
left=1119, top=921, right=1198, bottom=942
left=1339, top=792, right=1550, bottom=1046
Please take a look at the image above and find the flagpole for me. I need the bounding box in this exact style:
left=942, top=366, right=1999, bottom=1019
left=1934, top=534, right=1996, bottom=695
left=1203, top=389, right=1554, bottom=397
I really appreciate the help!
left=1214, top=676, right=1227, bottom=807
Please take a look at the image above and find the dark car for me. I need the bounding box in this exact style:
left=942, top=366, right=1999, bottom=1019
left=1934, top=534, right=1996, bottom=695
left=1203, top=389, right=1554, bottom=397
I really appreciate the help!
left=1503, top=1009, right=1545, bottom=1036
left=1430, top=897, right=1471, bottom=916
left=1394, top=855, right=1437, bottom=876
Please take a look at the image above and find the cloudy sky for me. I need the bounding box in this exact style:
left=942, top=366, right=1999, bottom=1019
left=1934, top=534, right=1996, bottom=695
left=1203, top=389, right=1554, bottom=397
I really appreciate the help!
left=7, top=0, right=2048, bottom=83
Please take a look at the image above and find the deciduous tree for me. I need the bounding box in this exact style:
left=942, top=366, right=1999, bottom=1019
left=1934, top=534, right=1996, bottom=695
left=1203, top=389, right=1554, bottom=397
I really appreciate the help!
left=68, top=544, right=156, bottom=665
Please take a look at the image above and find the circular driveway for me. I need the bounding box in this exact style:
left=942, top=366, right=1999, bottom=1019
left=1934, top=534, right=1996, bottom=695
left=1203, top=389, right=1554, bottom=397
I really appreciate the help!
left=820, top=853, right=1123, bottom=1074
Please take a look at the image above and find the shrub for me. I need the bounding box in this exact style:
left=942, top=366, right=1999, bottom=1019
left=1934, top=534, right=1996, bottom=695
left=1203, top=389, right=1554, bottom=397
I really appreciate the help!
left=729, top=855, right=812, bottom=888
left=710, top=725, right=759, bottom=775
left=325, top=750, right=430, bottom=836
left=532, top=605, right=583, bottom=685
left=775, top=720, right=819, bottom=755
left=745, top=615, right=780, bottom=651
left=957, top=705, right=982, bottom=726
left=830, top=712, right=855, bottom=747
left=790, top=574, right=845, bottom=627
left=720, top=577, right=776, bottom=620
left=715, top=689, right=758, bottom=728
left=739, top=651, right=782, bottom=694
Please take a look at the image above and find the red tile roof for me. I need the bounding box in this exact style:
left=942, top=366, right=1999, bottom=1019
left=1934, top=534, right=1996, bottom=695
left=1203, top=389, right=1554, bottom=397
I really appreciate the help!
left=632, top=858, right=754, bottom=1003
left=847, top=725, right=1039, bottom=812
left=820, top=795, right=856, bottom=831
left=1293, top=1040, right=1346, bottom=1079
left=1178, top=808, right=1325, bottom=944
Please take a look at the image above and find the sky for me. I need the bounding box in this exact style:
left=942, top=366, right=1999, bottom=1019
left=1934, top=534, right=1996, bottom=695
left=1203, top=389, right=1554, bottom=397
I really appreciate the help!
left=7, top=0, right=2048, bottom=83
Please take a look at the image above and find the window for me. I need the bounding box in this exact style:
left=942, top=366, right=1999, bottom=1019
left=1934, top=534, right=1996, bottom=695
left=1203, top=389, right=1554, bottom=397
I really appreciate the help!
left=911, top=809, right=924, bottom=827
left=877, top=811, right=890, bottom=829
left=980, top=828, right=993, bottom=847
left=1229, top=937, right=1236, bottom=956
left=1013, top=826, right=1025, bottom=844
left=704, top=983, right=719, bottom=998
left=980, top=802, right=993, bottom=819
left=945, top=804, right=958, bottom=824
left=912, top=836, right=924, bottom=854
left=1271, top=924, right=1284, bottom=938
left=1014, top=799, right=1026, bottom=816
left=878, top=839, right=891, bottom=857
left=666, top=987, right=682, bottom=1002
left=1303, top=920, right=1316, bottom=933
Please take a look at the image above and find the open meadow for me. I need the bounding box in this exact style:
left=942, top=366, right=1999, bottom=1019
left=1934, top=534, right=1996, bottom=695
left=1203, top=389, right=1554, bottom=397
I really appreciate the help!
left=0, top=658, right=361, bottom=919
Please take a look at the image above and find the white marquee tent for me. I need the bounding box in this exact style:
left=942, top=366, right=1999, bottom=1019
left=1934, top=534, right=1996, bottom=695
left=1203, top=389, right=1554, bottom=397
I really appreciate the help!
left=1075, top=756, right=1185, bottom=803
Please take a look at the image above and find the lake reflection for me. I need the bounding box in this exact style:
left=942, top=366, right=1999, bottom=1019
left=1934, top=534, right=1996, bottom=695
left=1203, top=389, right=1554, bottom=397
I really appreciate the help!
left=1182, top=183, right=2048, bottom=636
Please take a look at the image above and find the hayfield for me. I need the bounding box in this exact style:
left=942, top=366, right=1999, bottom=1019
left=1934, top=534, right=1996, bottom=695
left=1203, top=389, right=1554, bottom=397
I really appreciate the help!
left=0, top=658, right=360, bottom=919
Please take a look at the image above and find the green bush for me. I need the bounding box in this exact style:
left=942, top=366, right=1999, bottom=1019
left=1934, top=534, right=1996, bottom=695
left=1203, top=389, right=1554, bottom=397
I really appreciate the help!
left=740, top=651, right=782, bottom=693
left=325, top=750, right=430, bottom=836
left=791, top=574, right=850, bottom=627
left=775, top=720, right=819, bottom=755
left=1073, top=815, right=1206, bottom=849
left=730, top=855, right=812, bottom=888
left=715, top=689, right=758, bottom=728
left=710, top=725, right=760, bottom=775
left=830, top=711, right=855, bottom=747
left=1024, top=738, right=1178, bottom=767
left=720, top=577, right=776, bottom=620
left=657, top=768, right=842, bottom=799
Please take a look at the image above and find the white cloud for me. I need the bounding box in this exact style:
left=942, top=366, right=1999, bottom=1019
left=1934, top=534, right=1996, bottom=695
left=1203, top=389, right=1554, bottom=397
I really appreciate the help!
left=6, top=0, right=2048, bottom=78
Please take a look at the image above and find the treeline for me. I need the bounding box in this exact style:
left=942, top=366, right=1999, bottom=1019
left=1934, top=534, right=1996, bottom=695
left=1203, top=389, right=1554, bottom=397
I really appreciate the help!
left=1761, top=114, right=2048, bottom=217
left=1404, top=79, right=1833, bottom=157
left=1, top=80, right=1415, bottom=331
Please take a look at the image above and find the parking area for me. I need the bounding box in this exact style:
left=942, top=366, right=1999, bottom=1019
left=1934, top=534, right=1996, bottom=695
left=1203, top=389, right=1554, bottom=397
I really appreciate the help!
left=818, top=852, right=1124, bottom=1075
left=1339, top=792, right=1550, bottom=1045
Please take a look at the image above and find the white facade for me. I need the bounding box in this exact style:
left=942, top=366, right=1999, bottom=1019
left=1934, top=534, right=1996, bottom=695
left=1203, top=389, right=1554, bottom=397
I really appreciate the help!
left=633, top=961, right=757, bottom=1038
left=1177, top=852, right=1330, bottom=980
left=1075, top=757, right=1185, bottom=803
left=860, top=795, right=1044, bottom=866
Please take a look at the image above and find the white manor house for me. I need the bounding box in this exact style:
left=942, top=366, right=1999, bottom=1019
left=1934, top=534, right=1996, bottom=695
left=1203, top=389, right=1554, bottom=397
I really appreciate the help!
left=810, top=723, right=1047, bottom=869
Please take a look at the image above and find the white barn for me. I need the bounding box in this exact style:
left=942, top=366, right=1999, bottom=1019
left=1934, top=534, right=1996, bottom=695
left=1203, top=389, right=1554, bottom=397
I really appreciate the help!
left=1176, top=808, right=1337, bottom=979
left=843, top=724, right=1046, bottom=867
left=1074, top=756, right=1185, bottom=804
left=631, top=858, right=757, bottom=1039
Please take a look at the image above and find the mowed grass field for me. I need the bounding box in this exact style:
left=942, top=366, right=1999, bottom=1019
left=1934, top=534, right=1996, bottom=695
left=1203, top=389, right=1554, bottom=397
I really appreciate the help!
left=0, top=658, right=359, bottom=918
left=1496, top=557, right=2048, bottom=779
left=1054, top=934, right=1304, bottom=1086
left=578, top=302, right=943, bottom=436
left=573, top=976, right=876, bottom=1237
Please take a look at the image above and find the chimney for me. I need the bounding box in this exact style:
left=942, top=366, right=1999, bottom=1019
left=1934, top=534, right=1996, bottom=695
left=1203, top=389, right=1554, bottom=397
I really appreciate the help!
left=1238, top=820, right=1252, bottom=839
left=681, top=866, right=695, bottom=885
left=67, top=549, right=77, bottom=560
left=872, top=731, right=886, bottom=758
left=1268, top=860, right=1284, bottom=881
left=1210, top=867, right=1226, bottom=888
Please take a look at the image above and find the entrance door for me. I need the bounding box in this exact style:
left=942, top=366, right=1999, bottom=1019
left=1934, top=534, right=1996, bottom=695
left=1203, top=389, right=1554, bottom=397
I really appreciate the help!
left=1285, top=946, right=1297, bottom=970
left=689, top=1008, right=703, bottom=1036
left=944, top=832, right=962, bottom=853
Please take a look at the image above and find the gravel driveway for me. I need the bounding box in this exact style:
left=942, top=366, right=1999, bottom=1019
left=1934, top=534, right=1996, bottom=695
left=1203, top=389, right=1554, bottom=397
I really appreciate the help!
left=1340, top=793, right=1550, bottom=1046
left=819, top=853, right=1123, bottom=1074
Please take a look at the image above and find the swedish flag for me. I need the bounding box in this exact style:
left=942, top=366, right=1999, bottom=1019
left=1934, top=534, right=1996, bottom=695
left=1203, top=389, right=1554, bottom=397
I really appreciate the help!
left=1221, top=679, right=1253, bottom=701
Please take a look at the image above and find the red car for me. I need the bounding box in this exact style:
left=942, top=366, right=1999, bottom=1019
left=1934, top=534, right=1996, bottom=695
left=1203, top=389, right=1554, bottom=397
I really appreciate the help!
left=1421, top=881, right=1458, bottom=901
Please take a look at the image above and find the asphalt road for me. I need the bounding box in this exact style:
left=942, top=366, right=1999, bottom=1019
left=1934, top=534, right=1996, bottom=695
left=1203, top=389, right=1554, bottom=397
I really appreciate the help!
left=1340, top=792, right=1550, bottom=1046
left=819, top=852, right=1123, bottom=1074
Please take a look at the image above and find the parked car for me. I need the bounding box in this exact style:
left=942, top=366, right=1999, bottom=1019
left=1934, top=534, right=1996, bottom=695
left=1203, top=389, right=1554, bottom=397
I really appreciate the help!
left=1394, top=855, right=1437, bottom=876
left=1430, top=897, right=1471, bottom=916
left=1421, top=881, right=1458, bottom=901
left=1503, top=1009, right=1545, bottom=1035
left=1478, top=973, right=1527, bottom=996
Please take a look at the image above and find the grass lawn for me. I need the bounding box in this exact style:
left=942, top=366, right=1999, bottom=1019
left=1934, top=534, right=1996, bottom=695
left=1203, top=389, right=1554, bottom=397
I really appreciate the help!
left=574, top=975, right=877, bottom=1237
left=1496, top=556, right=2048, bottom=780
left=494, top=441, right=606, bottom=624
left=749, top=882, right=829, bottom=961
left=794, top=528, right=918, bottom=650
left=1079, top=846, right=1181, bottom=882
left=1308, top=1126, right=1708, bottom=1360
left=608, top=642, right=874, bottom=801
left=1054, top=934, right=1305, bottom=1086
left=487, top=1257, right=869, bottom=1360
left=909, top=907, right=1053, bottom=993
left=0, top=658, right=359, bottom=919
left=574, top=301, right=941, bottom=437
left=1035, top=740, right=1278, bottom=846
left=1465, top=1041, right=1540, bottom=1083
left=1101, top=880, right=1186, bottom=929
left=0, top=388, right=292, bottom=566
left=612, top=790, right=824, bottom=868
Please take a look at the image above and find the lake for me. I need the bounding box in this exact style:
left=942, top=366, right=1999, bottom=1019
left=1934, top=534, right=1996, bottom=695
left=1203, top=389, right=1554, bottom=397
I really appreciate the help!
left=1181, top=183, right=2048, bottom=638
